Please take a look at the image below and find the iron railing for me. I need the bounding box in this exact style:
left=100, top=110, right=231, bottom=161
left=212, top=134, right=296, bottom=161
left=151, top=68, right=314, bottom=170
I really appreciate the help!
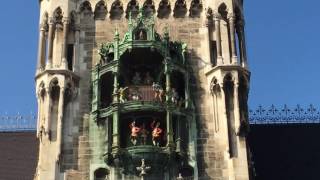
left=1, top=105, right=320, bottom=132
left=249, top=104, right=320, bottom=124
left=0, top=113, right=37, bottom=132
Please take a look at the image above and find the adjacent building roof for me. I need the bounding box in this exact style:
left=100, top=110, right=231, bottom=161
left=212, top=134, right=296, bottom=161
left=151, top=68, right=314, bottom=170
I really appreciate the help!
left=0, top=131, right=39, bottom=180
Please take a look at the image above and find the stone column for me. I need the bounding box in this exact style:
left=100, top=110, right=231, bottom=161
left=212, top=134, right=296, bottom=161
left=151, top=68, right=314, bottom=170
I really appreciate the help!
left=175, top=116, right=181, bottom=153
left=219, top=83, right=229, bottom=139
left=206, top=8, right=213, bottom=65
left=185, top=73, right=190, bottom=108
left=36, top=23, right=47, bottom=72
left=61, top=18, right=70, bottom=69
left=73, top=25, right=80, bottom=72
left=36, top=96, right=42, bottom=136
left=233, top=80, right=240, bottom=131
left=112, top=110, right=120, bottom=154
left=45, top=87, right=52, bottom=135
left=56, top=85, right=65, bottom=162
left=213, top=12, right=223, bottom=65
left=46, top=18, right=55, bottom=69
left=228, top=14, right=238, bottom=64
left=237, top=19, right=248, bottom=68
left=165, top=59, right=171, bottom=102
left=166, top=111, right=174, bottom=149
left=113, top=72, right=119, bottom=103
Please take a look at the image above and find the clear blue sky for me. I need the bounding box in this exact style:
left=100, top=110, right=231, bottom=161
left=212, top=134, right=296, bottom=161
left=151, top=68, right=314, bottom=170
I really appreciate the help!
left=0, top=1, right=319, bottom=114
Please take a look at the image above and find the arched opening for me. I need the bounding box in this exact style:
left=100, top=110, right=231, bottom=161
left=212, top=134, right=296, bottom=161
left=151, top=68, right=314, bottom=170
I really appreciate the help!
left=218, top=3, right=228, bottom=20
left=100, top=72, right=114, bottom=108
left=143, top=0, right=155, bottom=17
left=120, top=111, right=167, bottom=148
left=94, top=168, right=109, bottom=180
left=218, top=3, right=230, bottom=63
left=126, top=0, right=139, bottom=18
left=189, top=0, right=202, bottom=18
left=157, top=0, right=171, bottom=19
left=49, top=79, right=60, bottom=141
left=110, top=0, right=124, bottom=20
left=223, top=74, right=237, bottom=157
left=94, top=0, right=107, bottom=20
left=119, top=48, right=165, bottom=102
left=80, top=1, right=93, bottom=17
left=173, top=0, right=187, bottom=18
left=52, top=7, right=64, bottom=67
left=210, top=78, right=221, bottom=132
left=238, top=75, right=249, bottom=136
left=171, top=71, right=186, bottom=106
left=134, top=28, right=148, bottom=40
left=38, top=82, right=46, bottom=133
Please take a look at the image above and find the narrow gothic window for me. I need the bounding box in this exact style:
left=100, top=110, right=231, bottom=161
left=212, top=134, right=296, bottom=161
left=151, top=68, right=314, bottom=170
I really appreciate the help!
left=210, top=40, right=217, bottom=65
left=67, top=44, right=74, bottom=71
left=224, top=75, right=238, bottom=158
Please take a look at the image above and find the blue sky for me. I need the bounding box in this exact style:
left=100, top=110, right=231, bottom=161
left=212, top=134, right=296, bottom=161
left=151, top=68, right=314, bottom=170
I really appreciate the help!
left=0, top=1, right=319, bottom=114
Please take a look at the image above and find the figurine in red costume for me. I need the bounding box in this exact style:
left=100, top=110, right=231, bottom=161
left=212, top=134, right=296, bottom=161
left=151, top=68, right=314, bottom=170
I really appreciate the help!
left=129, top=121, right=141, bottom=145
left=151, top=120, right=163, bottom=146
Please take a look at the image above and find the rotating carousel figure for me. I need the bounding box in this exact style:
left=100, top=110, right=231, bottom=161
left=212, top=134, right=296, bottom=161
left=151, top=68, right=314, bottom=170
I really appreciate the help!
left=151, top=120, right=163, bottom=146
left=129, top=121, right=141, bottom=145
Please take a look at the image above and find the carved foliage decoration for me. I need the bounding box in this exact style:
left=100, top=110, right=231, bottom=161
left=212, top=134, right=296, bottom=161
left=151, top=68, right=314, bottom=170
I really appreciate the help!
left=189, top=0, right=202, bottom=18
left=94, top=0, right=108, bottom=20
left=110, top=0, right=124, bottom=20
left=157, top=0, right=171, bottom=19
left=126, top=0, right=139, bottom=18
left=173, top=0, right=187, bottom=18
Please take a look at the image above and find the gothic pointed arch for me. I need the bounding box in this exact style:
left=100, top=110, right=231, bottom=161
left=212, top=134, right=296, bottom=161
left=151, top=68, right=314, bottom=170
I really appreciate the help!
left=223, top=73, right=238, bottom=157
left=157, top=0, right=171, bottom=19
left=94, top=168, right=109, bottom=180
left=69, top=10, right=78, bottom=30
left=48, top=78, right=60, bottom=141
left=237, top=74, right=249, bottom=136
left=110, top=0, right=124, bottom=20
left=126, top=0, right=139, bottom=19
left=94, top=0, right=108, bottom=20
left=189, top=0, right=202, bottom=18
left=218, top=3, right=228, bottom=20
left=210, top=77, right=221, bottom=95
left=53, top=7, right=63, bottom=26
left=173, top=0, right=187, bottom=18
left=143, top=0, right=156, bottom=17
left=80, top=1, right=93, bottom=17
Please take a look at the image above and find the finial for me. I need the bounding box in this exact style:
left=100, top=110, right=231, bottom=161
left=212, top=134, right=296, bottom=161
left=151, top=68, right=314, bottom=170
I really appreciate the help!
left=136, top=159, right=151, bottom=180
left=177, top=173, right=184, bottom=180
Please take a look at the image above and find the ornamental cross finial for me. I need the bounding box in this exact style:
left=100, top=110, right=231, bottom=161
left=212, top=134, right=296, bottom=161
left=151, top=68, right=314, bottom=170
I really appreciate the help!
left=177, top=173, right=184, bottom=180
left=136, top=159, right=151, bottom=180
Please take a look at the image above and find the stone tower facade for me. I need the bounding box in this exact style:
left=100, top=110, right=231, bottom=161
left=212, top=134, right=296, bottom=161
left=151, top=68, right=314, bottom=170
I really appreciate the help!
left=34, top=0, right=250, bottom=180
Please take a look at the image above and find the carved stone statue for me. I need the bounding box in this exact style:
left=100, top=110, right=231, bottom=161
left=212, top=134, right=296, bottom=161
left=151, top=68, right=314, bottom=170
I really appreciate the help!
left=118, top=87, right=128, bottom=103
left=152, top=82, right=164, bottom=102
left=130, top=121, right=141, bottom=145
left=151, top=120, right=163, bottom=146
